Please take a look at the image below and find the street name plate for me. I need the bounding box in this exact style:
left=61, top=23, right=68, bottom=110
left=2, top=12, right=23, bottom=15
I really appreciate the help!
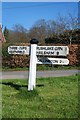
left=37, top=57, right=69, bottom=65
left=8, top=46, right=29, bottom=55
left=36, top=46, right=69, bottom=56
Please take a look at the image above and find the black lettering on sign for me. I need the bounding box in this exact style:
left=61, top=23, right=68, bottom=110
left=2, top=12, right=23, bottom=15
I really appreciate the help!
left=46, top=47, right=54, bottom=50
left=10, top=47, right=17, bottom=50
left=9, top=51, right=12, bottom=53
left=55, top=47, right=63, bottom=51
left=44, top=51, right=49, bottom=55
left=37, top=47, right=54, bottom=50
left=44, top=51, right=54, bottom=55
left=38, top=58, right=51, bottom=63
left=37, top=47, right=45, bottom=50
left=19, top=47, right=26, bottom=50
left=37, top=51, right=43, bottom=55
left=60, top=60, right=64, bottom=63
left=37, top=47, right=40, bottom=50
left=17, top=51, right=22, bottom=53
left=52, top=60, right=58, bottom=63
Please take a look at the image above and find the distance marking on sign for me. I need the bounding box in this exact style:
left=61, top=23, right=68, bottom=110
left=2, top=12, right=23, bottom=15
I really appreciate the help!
left=37, top=57, right=69, bottom=65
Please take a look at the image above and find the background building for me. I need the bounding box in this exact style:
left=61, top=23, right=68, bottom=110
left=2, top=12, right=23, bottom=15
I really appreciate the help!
left=0, top=24, right=6, bottom=43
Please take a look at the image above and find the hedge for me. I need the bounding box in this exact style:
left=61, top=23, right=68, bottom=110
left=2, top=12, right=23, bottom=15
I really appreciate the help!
left=2, top=43, right=80, bottom=68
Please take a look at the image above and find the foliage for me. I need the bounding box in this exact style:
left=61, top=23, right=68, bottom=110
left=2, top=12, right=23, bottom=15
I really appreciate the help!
left=8, top=24, right=29, bottom=43
left=3, top=27, right=9, bottom=42
left=28, top=19, right=47, bottom=44
left=2, top=43, right=30, bottom=68
left=4, top=14, right=78, bottom=44
left=2, top=43, right=14, bottom=68
left=45, top=36, right=62, bottom=44
left=2, top=43, right=13, bottom=58
left=2, top=75, right=78, bottom=118
left=45, top=29, right=80, bottom=44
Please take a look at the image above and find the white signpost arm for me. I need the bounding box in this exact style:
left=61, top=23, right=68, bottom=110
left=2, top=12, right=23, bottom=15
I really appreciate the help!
left=28, top=39, right=38, bottom=91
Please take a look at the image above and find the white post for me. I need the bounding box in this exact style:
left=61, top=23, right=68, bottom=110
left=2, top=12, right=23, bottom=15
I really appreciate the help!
left=28, top=39, right=38, bottom=91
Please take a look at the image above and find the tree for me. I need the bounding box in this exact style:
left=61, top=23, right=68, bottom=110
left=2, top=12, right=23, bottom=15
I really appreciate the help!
left=8, top=24, right=29, bottom=43
left=28, top=19, right=47, bottom=44
left=45, top=13, right=78, bottom=44
left=3, top=27, right=9, bottom=42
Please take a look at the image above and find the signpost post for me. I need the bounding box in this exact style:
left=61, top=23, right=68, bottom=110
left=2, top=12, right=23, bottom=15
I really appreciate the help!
left=8, top=38, right=69, bottom=91
left=28, top=39, right=38, bottom=91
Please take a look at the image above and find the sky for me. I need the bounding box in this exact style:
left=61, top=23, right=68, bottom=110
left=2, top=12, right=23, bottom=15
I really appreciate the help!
left=1, top=0, right=79, bottom=2
left=2, top=2, right=78, bottom=30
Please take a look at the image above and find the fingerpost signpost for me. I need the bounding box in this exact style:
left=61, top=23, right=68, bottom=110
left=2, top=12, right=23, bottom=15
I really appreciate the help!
left=8, top=39, right=69, bottom=91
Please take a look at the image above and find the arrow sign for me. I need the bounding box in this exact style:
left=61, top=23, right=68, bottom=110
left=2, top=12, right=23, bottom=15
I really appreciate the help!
left=36, top=46, right=69, bottom=56
left=8, top=46, right=30, bottom=55
left=37, top=57, right=69, bottom=65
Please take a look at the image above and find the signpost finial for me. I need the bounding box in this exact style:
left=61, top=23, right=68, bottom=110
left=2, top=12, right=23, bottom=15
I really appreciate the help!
left=30, top=38, right=39, bottom=44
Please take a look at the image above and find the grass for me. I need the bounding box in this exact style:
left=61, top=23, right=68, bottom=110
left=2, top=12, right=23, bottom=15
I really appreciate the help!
left=1, top=75, right=79, bottom=118
left=1, top=65, right=80, bottom=71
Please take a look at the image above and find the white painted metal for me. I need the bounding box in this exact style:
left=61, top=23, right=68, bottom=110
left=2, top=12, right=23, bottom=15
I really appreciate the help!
left=36, top=46, right=69, bottom=56
left=28, top=44, right=37, bottom=91
left=37, top=57, right=69, bottom=65
left=8, top=46, right=29, bottom=55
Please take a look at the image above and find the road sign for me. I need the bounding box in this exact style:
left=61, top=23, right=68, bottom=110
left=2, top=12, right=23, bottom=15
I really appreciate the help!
left=37, top=57, right=69, bottom=65
left=8, top=46, right=29, bottom=55
left=8, top=46, right=69, bottom=56
left=36, top=46, right=69, bottom=56
left=8, top=41, right=69, bottom=91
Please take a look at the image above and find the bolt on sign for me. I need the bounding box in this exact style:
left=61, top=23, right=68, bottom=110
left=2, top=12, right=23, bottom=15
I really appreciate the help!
left=8, top=39, right=69, bottom=91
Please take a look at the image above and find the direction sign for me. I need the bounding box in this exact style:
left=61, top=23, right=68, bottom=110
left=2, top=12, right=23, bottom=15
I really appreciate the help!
left=36, top=46, right=69, bottom=56
left=37, top=57, right=69, bottom=65
left=8, top=46, right=69, bottom=56
left=8, top=46, right=29, bottom=55
left=7, top=39, right=69, bottom=91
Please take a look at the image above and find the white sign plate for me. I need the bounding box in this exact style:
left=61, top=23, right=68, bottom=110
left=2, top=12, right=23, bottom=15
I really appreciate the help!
left=8, top=46, right=69, bottom=56
left=8, top=46, right=29, bottom=55
left=37, top=57, right=69, bottom=65
left=36, top=46, right=69, bottom=56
